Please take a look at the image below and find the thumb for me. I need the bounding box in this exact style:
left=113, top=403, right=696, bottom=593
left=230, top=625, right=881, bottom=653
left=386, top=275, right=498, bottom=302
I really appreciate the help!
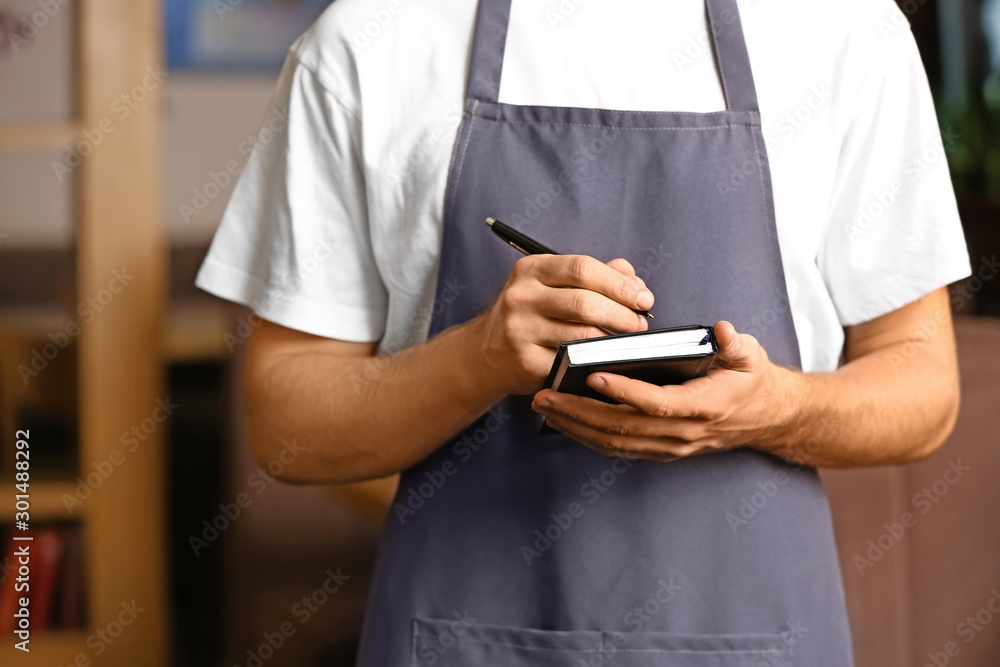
left=712, top=321, right=757, bottom=371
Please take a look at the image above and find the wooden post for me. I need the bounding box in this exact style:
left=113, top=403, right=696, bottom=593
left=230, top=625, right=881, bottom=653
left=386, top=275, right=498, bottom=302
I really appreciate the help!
left=76, top=1, right=167, bottom=664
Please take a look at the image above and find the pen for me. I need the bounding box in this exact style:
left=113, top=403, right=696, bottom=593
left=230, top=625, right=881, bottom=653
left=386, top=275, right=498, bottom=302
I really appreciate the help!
left=485, top=217, right=654, bottom=319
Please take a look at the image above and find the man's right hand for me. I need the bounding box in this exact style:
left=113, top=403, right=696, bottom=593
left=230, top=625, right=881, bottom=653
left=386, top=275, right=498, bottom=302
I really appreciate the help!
left=472, top=255, right=655, bottom=395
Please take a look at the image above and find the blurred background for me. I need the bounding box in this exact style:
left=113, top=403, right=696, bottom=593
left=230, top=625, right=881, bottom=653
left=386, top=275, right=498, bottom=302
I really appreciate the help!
left=0, top=1, right=997, bottom=666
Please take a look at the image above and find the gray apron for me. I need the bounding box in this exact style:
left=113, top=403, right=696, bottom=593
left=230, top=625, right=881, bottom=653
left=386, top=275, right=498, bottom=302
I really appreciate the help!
left=357, top=0, right=852, bottom=664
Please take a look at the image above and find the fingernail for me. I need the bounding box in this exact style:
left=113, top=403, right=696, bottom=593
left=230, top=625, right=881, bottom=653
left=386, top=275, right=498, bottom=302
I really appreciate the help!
left=637, top=289, right=654, bottom=310
left=589, top=375, right=606, bottom=389
left=534, top=398, right=551, bottom=412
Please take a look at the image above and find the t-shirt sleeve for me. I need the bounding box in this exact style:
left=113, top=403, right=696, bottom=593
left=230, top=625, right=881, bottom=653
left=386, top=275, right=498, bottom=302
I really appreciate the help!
left=819, top=26, right=971, bottom=327
left=195, top=49, right=387, bottom=342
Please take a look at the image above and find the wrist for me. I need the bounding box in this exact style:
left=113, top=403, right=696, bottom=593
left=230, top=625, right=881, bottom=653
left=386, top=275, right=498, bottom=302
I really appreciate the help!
left=754, top=364, right=809, bottom=457
left=448, top=314, right=513, bottom=403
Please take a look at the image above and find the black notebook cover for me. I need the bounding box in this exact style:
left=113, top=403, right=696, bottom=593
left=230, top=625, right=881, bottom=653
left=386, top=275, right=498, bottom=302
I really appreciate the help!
left=540, top=325, right=717, bottom=433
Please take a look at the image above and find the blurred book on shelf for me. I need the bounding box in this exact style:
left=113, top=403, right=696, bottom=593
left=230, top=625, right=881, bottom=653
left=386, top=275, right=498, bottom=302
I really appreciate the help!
left=0, top=523, right=86, bottom=634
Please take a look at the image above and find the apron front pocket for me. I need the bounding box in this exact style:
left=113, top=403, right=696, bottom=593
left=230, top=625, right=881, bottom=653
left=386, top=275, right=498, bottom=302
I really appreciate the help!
left=410, top=616, right=797, bottom=666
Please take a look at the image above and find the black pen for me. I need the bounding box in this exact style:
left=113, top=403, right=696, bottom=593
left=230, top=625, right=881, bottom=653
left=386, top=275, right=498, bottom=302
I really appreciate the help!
left=485, top=217, right=653, bottom=319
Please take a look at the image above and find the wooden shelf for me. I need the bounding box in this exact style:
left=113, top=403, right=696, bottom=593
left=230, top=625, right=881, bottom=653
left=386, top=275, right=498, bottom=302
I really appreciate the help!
left=0, top=481, right=82, bottom=522
left=0, top=632, right=88, bottom=662
left=0, top=3, right=169, bottom=665
left=165, top=299, right=233, bottom=361
left=0, top=300, right=232, bottom=363
left=0, top=123, right=81, bottom=152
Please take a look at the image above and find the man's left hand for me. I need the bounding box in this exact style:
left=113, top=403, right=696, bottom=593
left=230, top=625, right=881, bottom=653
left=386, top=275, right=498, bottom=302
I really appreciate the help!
left=530, top=320, right=796, bottom=462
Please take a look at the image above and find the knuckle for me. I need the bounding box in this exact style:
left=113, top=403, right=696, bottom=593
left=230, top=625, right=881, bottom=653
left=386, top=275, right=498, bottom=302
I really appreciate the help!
left=651, top=397, right=673, bottom=419
left=570, top=290, right=595, bottom=319
left=501, top=285, right=527, bottom=311
left=614, top=276, right=635, bottom=304
left=512, top=346, right=534, bottom=374
left=511, top=255, right=537, bottom=278
left=500, top=312, right=525, bottom=344
left=573, top=325, right=602, bottom=341
left=673, top=423, right=700, bottom=444
left=607, top=420, right=631, bottom=437
left=568, top=255, right=594, bottom=283
left=614, top=258, right=635, bottom=274
left=599, top=436, right=626, bottom=455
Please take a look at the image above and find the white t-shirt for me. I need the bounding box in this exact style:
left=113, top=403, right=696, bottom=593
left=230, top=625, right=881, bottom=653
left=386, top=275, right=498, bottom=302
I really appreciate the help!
left=195, top=0, right=971, bottom=373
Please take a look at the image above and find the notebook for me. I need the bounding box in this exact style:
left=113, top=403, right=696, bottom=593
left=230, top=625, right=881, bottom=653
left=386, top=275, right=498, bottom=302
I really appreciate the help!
left=541, top=325, right=717, bottom=431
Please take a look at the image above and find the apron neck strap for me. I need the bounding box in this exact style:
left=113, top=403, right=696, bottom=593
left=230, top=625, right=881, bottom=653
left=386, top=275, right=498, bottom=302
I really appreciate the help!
left=465, top=0, right=760, bottom=113
left=705, top=0, right=760, bottom=112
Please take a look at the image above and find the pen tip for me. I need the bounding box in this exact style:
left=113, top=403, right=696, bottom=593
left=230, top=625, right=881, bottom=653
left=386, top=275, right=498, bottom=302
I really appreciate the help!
left=485, top=217, right=495, bottom=227
left=646, top=313, right=654, bottom=319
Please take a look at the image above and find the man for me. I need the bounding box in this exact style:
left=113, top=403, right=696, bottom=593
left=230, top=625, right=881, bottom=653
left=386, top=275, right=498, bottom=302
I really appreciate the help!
left=196, top=0, right=971, bottom=664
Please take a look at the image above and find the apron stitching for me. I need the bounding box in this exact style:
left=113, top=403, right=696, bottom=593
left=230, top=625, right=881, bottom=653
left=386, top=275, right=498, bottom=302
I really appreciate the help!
left=613, top=647, right=784, bottom=654
left=470, top=117, right=759, bottom=131
left=447, top=100, right=479, bottom=214
left=749, top=125, right=778, bottom=293
left=474, top=106, right=756, bottom=117
left=413, top=634, right=783, bottom=655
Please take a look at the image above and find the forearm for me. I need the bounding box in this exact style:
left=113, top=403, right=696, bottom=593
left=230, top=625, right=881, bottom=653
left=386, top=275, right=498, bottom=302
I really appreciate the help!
left=763, top=340, right=960, bottom=468
left=245, top=315, right=504, bottom=483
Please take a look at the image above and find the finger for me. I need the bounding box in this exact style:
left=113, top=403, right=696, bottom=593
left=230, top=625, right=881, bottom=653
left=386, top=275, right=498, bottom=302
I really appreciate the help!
left=533, top=390, right=659, bottom=434
left=531, top=320, right=609, bottom=348
left=606, top=258, right=651, bottom=293
left=584, top=373, right=706, bottom=419
left=528, top=255, right=655, bottom=313
left=712, top=320, right=758, bottom=371
left=606, top=258, right=637, bottom=279
left=536, top=287, right=649, bottom=334
left=541, top=411, right=691, bottom=462
left=534, top=389, right=701, bottom=439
